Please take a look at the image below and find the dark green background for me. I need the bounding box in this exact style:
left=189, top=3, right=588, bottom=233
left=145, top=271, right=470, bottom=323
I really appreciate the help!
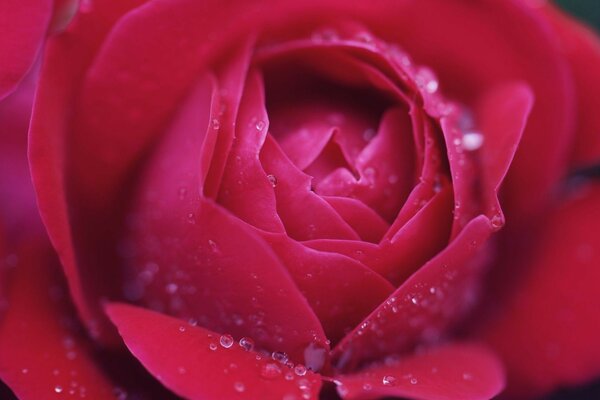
left=557, top=0, right=600, bottom=30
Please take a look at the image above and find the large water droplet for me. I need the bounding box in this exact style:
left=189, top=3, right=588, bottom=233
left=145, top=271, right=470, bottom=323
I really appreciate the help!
left=382, top=375, right=397, bottom=386
left=239, top=337, right=254, bottom=352
left=462, top=132, right=484, bottom=151
left=294, top=364, right=307, bottom=376
left=54, top=385, right=63, bottom=394
left=220, top=334, right=234, bottom=348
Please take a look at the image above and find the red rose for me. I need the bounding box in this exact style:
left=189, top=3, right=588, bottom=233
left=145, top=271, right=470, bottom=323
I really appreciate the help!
left=1, top=0, right=600, bottom=399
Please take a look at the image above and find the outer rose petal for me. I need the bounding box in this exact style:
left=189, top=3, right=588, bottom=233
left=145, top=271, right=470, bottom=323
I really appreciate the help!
left=106, top=303, right=323, bottom=400
left=541, top=5, right=600, bottom=169
left=0, top=240, right=115, bottom=399
left=0, top=0, right=52, bottom=99
left=475, top=183, right=600, bottom=398
left=333, top=343, right=504, bottom=400
left=332, top=216, right=494, bottom=370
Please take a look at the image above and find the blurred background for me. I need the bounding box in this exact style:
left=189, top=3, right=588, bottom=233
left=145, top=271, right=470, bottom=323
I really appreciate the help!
left=557, top=0, right=600, bottom=30
left=542, top=2, right=599, bottom=400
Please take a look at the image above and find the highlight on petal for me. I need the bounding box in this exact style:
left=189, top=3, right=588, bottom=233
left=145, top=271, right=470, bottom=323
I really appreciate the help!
left=475, top=183, right=600, bottom=398
left=106, top=302, right=322, bottom=400
left=333, top=343, right=504, bottom=400
left=0, top=239, right=115, bottom=399
left=0, top=0, right=52, bottom=99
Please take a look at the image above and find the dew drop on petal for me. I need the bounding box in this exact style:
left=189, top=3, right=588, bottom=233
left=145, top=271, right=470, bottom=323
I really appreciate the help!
left=54, top=385, right=63, bottom=394
left=382, top=375, right=397, bottom=386
left=410, top=377, right=418, bottom=385
left=239, top=337, right=255, bottom=352
left=260, top=363, right=282, bottom=379
left=209, top=343, right=218, bottom=351
left=233, top=382, right=245, bottom=393
left=462, top=132, right=484, bottom=151
left=220, top=334, right=234, bottom=348
left=267, top=174, right=278, bottom=187
left=294, top=364, right=307, bottom=376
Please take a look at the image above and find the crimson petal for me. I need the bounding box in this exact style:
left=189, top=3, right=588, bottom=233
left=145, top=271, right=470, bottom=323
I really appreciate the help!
left=0, top=240, right=115, bottom=399
left=106, top=303, right=322, bottom=400
left=474, top=183, right=600, bottom=398
left=332, top=343, right=504, bottom=400
left=332, top=216, right=494, bottom=370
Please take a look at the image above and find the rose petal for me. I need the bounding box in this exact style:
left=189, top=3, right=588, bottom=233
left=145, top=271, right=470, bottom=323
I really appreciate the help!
left=332, top=343, right=504, bottom=400
left=260, top=135, right=360, bottom=241
left=261, top=233, right=394, bottom=345
left=332, top=216, right=494, bottom=370
left=0, top=239, right=115, bottom=399
left=0, top=0, right=51, bottom=99
left=125, top=189, right=329, bottom=364
left=106, top=302, right=323, bottom=400
left=476, top=82, right=533, bottom=226
left=323, top=196, right=389, bottom=243
left=29, top=0, right=155, bottom=346
left=542, top=5, right=600, bottom=169
left=217, top=69, right=285, bottom=232
left=474, top=183, right=600, bottom=398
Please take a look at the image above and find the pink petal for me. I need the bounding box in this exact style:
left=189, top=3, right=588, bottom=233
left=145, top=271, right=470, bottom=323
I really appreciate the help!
left=323, top=196, right=389, bottom=243
left=125, top=183, right=328, bottom=364
left=260, top=135, right=360, bottom=241
left=261, top=233, right=394, bottom=345
left=476, top=83, right=533, bottom=226
left=0, top=239, right=115, bottom=399
left=216, top=69, right=285, bottom=232
left=0, top=0, right=52, bottom=99
left=333, top=343, right=504, bottom=400
left=29, top=0, right=157, bottom=346
left=332, top=216, right=494, bottom=370
left=474, top=183, right=600, bottom=398
left=106, top=302, right=323, bottom=400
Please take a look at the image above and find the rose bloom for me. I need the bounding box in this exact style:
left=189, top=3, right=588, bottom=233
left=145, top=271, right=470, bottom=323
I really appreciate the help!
left=1, top=0, right=600, bottom=399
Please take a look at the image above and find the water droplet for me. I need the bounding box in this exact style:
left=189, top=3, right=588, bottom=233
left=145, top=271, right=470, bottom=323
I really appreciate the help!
left=362, top=383, right=373, bottom=391
left=207, top=239, right=219, bottom=253
left=382, top=375, right=397, bottom=386
left=429, top=287, right=437, bottom=294
left=54, top=385, right=64, bottom=393
left=209, top=343, right=218, bottom=351
left=415, top=67, right=439, bottom=94
left=211, top=118, right=220, bottom=130
left=294, top=364, right=307, bottom=376
left=272, top=351, right=289, bottom=364
left=220, top=334, right=234, bottom=348
left=261, top=363, right=282, bottom=379
left=255, top=120, right=265, bottom=131
left=267, top=174, right=278, bottom=187
left=178, top=326, right=186, bottom=332
left=239, top=337, right=254, bottom=351
left=490, top=212, right=505, bottom=230
left=187, top=213, right=195, bottom=224
left=410, top=296, right=419, bottom=305
left=233, top=382, right=245, bottom=393
left=410, top=377, right=418, bottom=385
left=165, top=283, right=178, bottom=294
left=462, top=132, right=484, bottom=151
